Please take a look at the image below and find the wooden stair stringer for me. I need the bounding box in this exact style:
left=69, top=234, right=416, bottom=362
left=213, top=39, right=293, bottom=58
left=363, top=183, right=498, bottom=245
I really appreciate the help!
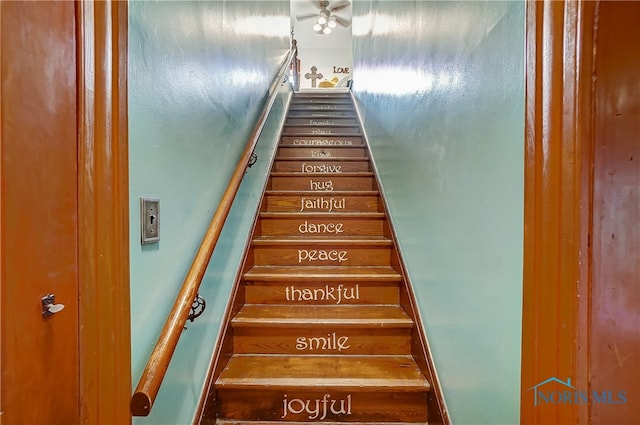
left=217, top=422, right=427, bottom=425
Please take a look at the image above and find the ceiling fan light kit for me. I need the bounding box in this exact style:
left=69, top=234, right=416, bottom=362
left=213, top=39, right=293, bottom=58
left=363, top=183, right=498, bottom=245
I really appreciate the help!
left=297, top=0, right=351, bottom=35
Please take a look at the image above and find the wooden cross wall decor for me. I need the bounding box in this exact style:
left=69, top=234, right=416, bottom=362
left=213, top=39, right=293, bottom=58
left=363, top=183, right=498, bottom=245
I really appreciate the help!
left=304, top=66, right=323, bottom=88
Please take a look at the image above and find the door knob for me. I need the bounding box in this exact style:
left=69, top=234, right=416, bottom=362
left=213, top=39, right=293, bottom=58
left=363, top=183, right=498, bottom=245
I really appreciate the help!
left=42, top=293, right=65, bottom=318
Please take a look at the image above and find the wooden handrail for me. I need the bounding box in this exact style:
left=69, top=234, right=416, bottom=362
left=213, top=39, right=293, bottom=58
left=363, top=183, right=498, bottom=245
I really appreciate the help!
left=291, top=39, right=300, bottom=91
left=130, top=42, right=298, bottom=417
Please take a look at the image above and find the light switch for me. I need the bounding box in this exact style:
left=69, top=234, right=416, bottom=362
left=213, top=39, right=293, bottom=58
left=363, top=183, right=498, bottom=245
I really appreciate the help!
left=141, top=197, right=160, bottom=244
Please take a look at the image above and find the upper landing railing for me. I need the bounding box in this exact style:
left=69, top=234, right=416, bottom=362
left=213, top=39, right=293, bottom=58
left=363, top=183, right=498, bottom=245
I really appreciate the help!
left=130, top=41, right=299, bottom=417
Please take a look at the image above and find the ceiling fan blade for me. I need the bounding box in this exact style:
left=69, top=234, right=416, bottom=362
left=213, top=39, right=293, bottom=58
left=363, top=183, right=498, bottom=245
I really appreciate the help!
left=334, top=15, right=352, bottom=28
left=330, top=1, right=350, bottom=13
left=296, top=12, right=319, bottom=21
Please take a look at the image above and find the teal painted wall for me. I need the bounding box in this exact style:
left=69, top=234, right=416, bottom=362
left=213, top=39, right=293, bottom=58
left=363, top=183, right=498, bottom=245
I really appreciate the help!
left=128, top=1, right=291, bottom=423
left=351, top=1, right=525, bottom=424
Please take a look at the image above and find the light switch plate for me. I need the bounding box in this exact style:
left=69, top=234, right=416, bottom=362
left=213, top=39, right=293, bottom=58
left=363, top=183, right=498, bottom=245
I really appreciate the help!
left=141, top=197, right=160, bottom=244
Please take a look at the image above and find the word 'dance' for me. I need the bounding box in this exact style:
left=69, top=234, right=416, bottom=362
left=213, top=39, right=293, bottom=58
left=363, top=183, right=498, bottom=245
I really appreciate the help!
left=298, top=220, right=344, bottom=235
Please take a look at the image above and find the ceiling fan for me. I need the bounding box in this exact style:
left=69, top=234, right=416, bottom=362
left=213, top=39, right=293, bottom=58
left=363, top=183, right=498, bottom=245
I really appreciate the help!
left=296, top=0, right=351, bottom=34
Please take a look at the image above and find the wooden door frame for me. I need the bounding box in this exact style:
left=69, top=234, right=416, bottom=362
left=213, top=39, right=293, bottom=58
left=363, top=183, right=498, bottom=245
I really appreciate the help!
left=76, top=1, right=131, bottom=423
left=521, top=1, right=595, bottom=424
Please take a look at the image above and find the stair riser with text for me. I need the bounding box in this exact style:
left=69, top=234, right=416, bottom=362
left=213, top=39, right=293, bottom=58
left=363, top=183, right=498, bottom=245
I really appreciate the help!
left=218, top=390, right=427, bottom=422
left=263, top=194, right=382, bottom=213
left=290, top=99, right=352, bottom=106
left=277, top=147, right=366, bottom=158
left=269, top=175, right=375, bottom=191
left=279, top=136, right=363, bottom=146
left=243, top=281, right=400, bottom=305
left=252, top=245, right=392, bottom=267
left=286, top=118, right=358, bottom=126
left=258, top=214, right=385, bottom=237
left=282, top=127, right=362, bottom=136
left=272, top=160, right=370, bottom=173
left=287, top=110, right=356, bottom=118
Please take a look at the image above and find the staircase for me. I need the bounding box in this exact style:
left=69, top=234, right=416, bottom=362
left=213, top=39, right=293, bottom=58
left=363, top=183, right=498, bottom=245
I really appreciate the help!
left=208, top=92, right=432, bottom=424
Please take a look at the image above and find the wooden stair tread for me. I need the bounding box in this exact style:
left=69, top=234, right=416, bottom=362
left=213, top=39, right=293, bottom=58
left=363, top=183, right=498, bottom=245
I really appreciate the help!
left=270, top=171, right=374, bottom=177
left=260, top=212, right=385, bottom=218
left=292, top=94, right=350, bottom=96
left=252, top=236, right=392, bottom=245
left=290, top=101, right=352, bottom=105
left=288, top=104, right=353, bottom=108
left=293, top=94, right=350, bottom=97
left=287, top=112, right=357, bottom=116
left=265, top=190, right=378, bottom=196
left=287, top=109, right=355, bottom=113
left=292, top=99, right=350, bottom=101
left=244, top=266, right=402, bottom=281
left=232, top=304, right=412, bottom=327
left=290, top=100, right=351, bottom=102
left=217, top=355, right=430, bottom=391
left=284, top=121, right=356, bottom=123
left=274, top=157, right=369, bottom=161
left=281, top=132, right=360, bottom=136
left=216, top=419, right=428, bottom=425
left=277, top=144, right=362, bottom=147
left=285, top=124, right=358, bottom=128
left=288, top=109, right=358, bottom=118
left=288, top=105, right=353, bottom=108
left=281, top=127, right=359, bottom=131
left=291, top=97, right=351, bottom=100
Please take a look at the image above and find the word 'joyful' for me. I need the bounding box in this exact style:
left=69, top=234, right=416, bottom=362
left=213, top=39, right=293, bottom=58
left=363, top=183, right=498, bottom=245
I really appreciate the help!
left=296, top=333, right=351, bottom=351
left=298, top=220, right=344, bottom=234
left=310, top=179, right=333, bottom=191
left=298, top=249, right=348, bottom=263
left=282, top=394, right=352, bottom=420
left=300, top=197, right=345, bottom=212
left=301, top=163, right=343, bottom=173
left=292, top=139, right=353, bottom=146
left=285, top=284, right=360, bottom=304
